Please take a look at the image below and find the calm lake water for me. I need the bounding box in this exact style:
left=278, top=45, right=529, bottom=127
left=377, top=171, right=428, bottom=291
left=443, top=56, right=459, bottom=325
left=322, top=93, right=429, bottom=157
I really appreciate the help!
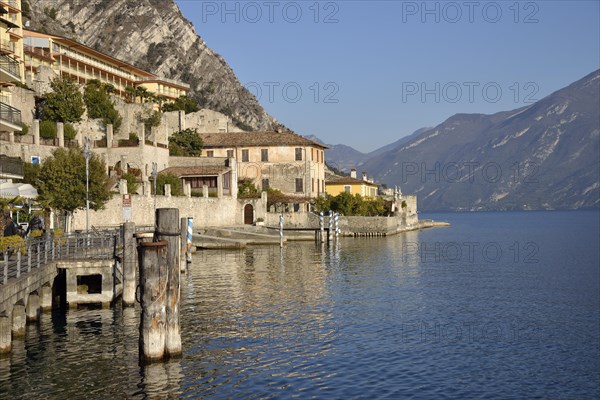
left=1, top=211, right=599, bottom=399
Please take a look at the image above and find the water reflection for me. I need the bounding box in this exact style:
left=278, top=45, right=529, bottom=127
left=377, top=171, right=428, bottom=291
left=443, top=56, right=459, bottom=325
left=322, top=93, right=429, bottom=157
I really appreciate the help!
left=178, top=243, right=338, bottom=398
left=1, top=212, right=599, bottom=399
left=137, top=361, right=183, bottom=398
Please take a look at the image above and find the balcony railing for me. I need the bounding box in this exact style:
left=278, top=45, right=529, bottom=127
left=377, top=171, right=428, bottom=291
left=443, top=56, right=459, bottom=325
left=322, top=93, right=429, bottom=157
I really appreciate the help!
left=55, top=45, right=137, bottom=82
left=0, top=40, right=15, bottom=54
left=0, top=101, right=21, bottom=126
left=136, top=77, right=190, bottom=89
left=0, top=54, right=20, bottom=78
left=40, top=138, right=58, bottom=146
left=14, top=134, right=33, bottom=144
left=0, top=154, right=24, bottom=178
left=0, top=1, right=20, bottom=12
left=24, top=44, right=53, bottom=60
left=0, top=16, right=19, bottom=30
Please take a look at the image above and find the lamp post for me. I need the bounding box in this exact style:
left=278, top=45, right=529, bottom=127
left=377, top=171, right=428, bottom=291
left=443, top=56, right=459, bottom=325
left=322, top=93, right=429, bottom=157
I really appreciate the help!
left=151, top=162, right=158, bottom=226
left=83, top=136, right=91, bottom=234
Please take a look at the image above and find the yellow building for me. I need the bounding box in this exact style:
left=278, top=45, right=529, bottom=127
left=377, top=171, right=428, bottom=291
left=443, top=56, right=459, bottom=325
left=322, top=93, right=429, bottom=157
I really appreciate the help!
left=326, top=170, right=379, bottom=198
left=22, top=30, right=190, bottom=102
left=199, top=131, right=327, bottom=198
left=0, top=0, right=23, bottom=133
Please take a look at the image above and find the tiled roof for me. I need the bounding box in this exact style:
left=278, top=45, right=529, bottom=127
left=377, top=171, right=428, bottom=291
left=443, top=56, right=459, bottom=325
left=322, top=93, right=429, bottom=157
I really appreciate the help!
left=160, top=166, right=230, bottom=177
left=326, top=174, right=379, bottom=187
left=200, top=132, right=328, bottom=149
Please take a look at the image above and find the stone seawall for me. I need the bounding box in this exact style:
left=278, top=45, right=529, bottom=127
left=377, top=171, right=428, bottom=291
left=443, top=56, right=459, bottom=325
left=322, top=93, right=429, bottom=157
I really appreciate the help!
left=265, top=211, right=420, bottom=236
left=72, top=194, right=266, bottom=230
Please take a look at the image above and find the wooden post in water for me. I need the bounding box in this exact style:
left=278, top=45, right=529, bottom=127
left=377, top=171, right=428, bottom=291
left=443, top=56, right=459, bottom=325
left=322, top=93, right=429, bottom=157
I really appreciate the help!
left=155, top=208, right=182, bottom=357
left=138, top=240, right=168, bottom=363
left=123, top=222, right=137, bottom=307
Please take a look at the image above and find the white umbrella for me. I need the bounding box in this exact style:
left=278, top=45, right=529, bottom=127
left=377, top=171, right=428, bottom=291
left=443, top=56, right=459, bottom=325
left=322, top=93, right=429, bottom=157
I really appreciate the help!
left=17, top=184, right=38, bottom=199
left=0, top=183, right=39, bottom=199
left=0, top=182, right=20, bottom=198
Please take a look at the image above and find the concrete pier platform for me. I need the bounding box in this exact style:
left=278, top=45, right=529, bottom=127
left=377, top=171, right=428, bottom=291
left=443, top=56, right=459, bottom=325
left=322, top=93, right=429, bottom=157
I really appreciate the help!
left=198, top=227, right=286, bottom=246
left=193, top=235, right=248, bottom=250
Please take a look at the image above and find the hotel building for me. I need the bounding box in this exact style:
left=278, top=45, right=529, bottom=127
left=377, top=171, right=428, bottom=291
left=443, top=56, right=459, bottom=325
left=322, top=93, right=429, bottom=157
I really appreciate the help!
left=23, top=30, right=190, bottom=102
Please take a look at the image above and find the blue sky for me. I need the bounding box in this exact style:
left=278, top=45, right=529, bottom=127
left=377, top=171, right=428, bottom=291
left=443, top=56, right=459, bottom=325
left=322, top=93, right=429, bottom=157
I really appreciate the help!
left=175, top=0, right=600, bottom=152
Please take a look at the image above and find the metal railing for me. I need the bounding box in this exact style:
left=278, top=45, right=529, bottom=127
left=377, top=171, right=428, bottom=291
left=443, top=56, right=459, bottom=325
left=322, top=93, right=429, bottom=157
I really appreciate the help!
left=24, top=44, right=53, bottom=60
left=65, top=139, right=79, bottom=148
left=0, top=154, right=23, bottom=177
left=0, top=54, right=20, bottom=78
left=0, top=0, right=20, bottom=10
left=14, top=135, right=34, bottom=144
left=40, top=137, right=58, bottom=146
left=136, top=77, right=190, bottom=89
left=0, top=101, right=21, bottom=126
left=0, top=40, right=15, bottom=54
left=1, top=231, right=120, bottom=285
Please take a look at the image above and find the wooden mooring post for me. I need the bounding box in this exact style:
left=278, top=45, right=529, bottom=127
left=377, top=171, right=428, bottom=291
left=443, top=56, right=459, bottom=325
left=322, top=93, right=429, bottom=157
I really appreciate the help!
left=138, top=208, right=183, bottom=363
left=155, top=208, right=182, bottom=358
left=138, top=240, right=168, bottom=363
left=122, top=222, right=136, bottom=307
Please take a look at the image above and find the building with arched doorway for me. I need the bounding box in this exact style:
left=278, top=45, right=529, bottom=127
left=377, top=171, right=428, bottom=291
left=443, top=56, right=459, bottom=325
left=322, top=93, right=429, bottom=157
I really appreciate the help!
left=198, top=131, right=328, bottom=199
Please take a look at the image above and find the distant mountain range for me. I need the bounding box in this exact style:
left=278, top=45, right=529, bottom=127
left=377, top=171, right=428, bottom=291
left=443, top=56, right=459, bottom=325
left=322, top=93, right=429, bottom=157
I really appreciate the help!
left=306, top=128, right=429, bottom=173
left=317, top=70, right=600, bottom=211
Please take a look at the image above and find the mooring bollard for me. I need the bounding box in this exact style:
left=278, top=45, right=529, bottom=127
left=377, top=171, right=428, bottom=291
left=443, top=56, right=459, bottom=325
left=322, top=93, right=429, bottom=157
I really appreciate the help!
left=319, top=212, right=324, bottom=243
left=334, top=212, right=339, bottom=238
left=187, top=217, right=193, bottom=263
left=279, top=213, right=284, bottom=248
left=180, top=217, right=187, bottom=273
left=138, top=240, right=168, bottom=363
left=328, top=210, right=333, bottom=244
left=155, top=208, right=182, bottom=357
left=123, top=222, right=136, bottom=307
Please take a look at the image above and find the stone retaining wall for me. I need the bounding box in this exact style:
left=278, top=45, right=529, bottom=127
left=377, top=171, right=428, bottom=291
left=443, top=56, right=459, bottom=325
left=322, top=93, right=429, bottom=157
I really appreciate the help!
left=72, top=193, right=267, bottom=230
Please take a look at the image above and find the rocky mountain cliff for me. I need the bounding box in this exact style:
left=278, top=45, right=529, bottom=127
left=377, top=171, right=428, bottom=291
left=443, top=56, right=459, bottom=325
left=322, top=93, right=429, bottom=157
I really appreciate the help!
left=26, top=0, right=283, bottom=132
left=361, top=70, right=600, bottom=211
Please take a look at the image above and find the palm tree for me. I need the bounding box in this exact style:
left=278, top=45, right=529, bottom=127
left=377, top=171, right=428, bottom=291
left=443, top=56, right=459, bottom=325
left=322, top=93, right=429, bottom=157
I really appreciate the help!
left=155, top=95, right=167, bottom=111
left=137, top=87, right=150, bottom=103
left=125, top=86, right=136, bottom=103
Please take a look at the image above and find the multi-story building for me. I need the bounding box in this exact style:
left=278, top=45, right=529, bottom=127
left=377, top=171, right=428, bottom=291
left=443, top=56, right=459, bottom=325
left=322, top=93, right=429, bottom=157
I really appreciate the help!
left=22, top=30, right=190, bottom=102
left=0, top=0, right=23, bottom=134
left=326, top=169, right=379, bottom=198
left=199, top=131, right=328, bottom=198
